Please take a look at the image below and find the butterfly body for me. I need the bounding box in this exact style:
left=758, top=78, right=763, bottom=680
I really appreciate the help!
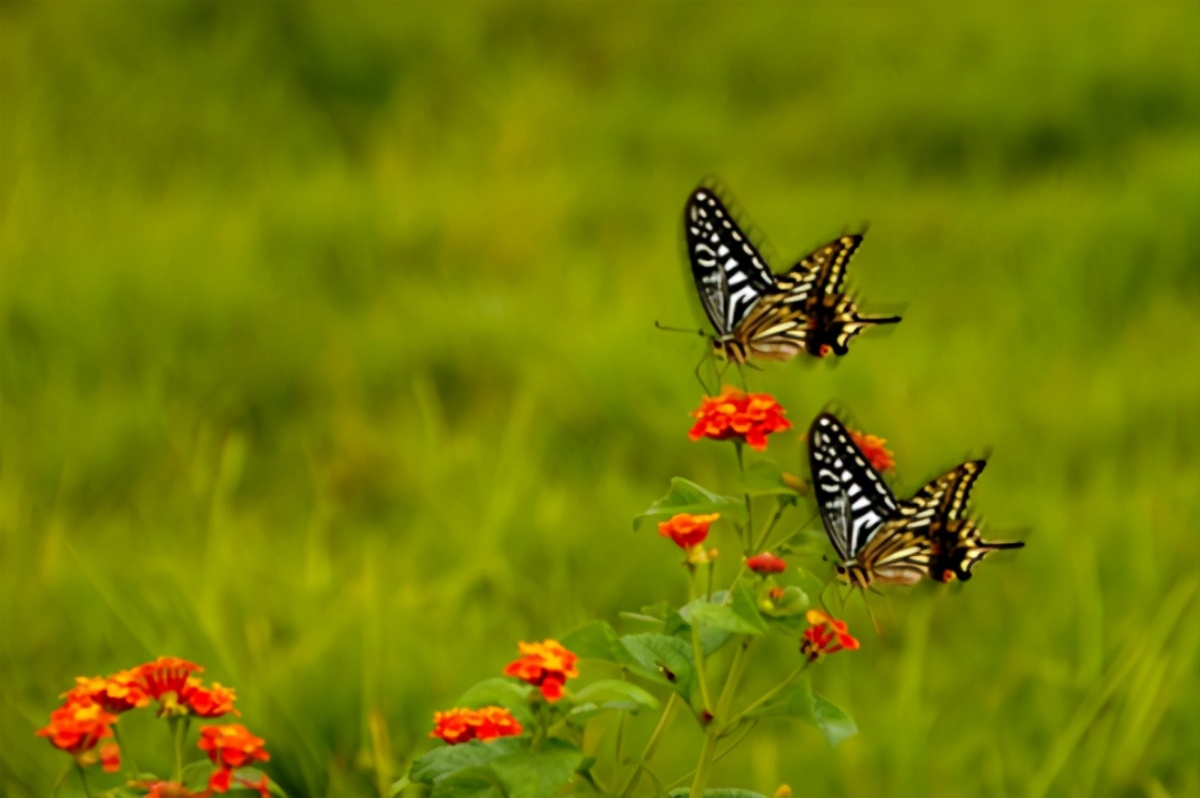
left=808, top=413, right=1023, bottom=589
left=685, top=186, right=899, bottom=364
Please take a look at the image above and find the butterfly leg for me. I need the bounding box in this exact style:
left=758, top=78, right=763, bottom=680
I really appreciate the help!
left=693, top=353, right=717, bottom=395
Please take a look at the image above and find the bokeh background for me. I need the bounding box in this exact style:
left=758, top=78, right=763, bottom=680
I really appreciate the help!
left=3, top=2, right=1198, bottom=796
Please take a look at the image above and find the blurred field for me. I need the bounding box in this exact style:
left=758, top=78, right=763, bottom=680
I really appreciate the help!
left=2, top=2, right=1198, bottom=796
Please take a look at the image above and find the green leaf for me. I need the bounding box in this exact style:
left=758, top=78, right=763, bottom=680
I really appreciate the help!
left=667, top=790, right=769, bottom=798
left=748, top=675, right=816, bottom=721
left=677, top=584, right=766, bottom=636
left=430, top=768, right=505, bottom=798
left=456, top=677, right=536, bottom=726
left=561, top=620, right=638, bottom=666
left=747, top=677, right=858, bottom=746
left=410, top=738, right=528, bottom=785
left=569, top=679, right=661, bottom=721
left=181, top=759, right=216, bottom=791
left=619, top=633, right=696, bottom=699
left=666, top=593, right=733, bottom=657
left=389, top=775, right=410, bottom=797
left=740, top=459, right=802, bottom=500
left=634, top=478, right=746, bottom=530
left=811, top=693, right=858, bottom=747
left=490, top=738, right=583, bottom=798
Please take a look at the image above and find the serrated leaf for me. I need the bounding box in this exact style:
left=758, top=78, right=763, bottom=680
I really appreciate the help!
left=812, top=693, right=858, bottom=747
left=634, top=478, right=746, bottom=530
left=410, top=738, right=528, bottom=785
left=561, top=621, right=638, bottom=666
left=229, top=768, right=287, bottom=797
left=490, top=738, right=583, bottom=798
left=455, top=678, right=536, bottom=726
left=665, top=593, right=733, bottom=657
left=620, top=633, right=696, bottom=699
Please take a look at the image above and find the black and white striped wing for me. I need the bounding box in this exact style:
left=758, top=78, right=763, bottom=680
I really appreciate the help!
left=898, top=460, right=986, bottom=528
left=808, top=413, right=900, bottom=561
left=777, top=235, right=863, bottom=301
left=685, top=187, right=778, bottom=335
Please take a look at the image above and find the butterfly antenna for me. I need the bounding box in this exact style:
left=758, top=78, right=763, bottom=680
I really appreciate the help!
left=655, top=320, right=707, bottom=338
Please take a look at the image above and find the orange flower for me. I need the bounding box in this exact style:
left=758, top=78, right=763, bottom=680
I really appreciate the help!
left=767, top=586, right=786, bottom=602
left=747, top=552, right=787, bottom=574
left=198, top=723, right=269, bottom=770
left=100, top=742, right=121, bottom=773
left=658, top=512, right=719, bottom=549
left=36, top=698, right=117, bottom=758
left=688, top=386, right=792, bottom=451
left=64, top=671, right=150, bottom=714
left=503, top=640, right=579, bottom=702
left=848, top=429, right=895, bottom=473
left=800, top=610, right=860, bottom=661
left=431, top=706, right=523, bottom=745
left=185, top=679, right=239, bottom=719
left=135, top=657, right=204, bottom=712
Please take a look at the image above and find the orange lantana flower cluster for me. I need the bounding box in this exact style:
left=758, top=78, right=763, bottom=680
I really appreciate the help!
left=430, top=706, right=523, bottom=745
left=688, top=386, right=792, bottom=451
left=37, top=656, right=266, bottom=793
left=198, top=724, right=271, bottom=797
left=503, top=639, right=580, bottom=702
left=800, top=610, right=860, bottom=661
left=747, top=552, right=787, bottom=574
left=658, top=512, right=718, bottom=549
left=848, top=429, right=896, bottom=473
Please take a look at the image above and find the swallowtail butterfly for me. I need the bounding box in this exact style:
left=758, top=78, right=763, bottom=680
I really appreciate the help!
left=684, top=185, right=899, bottom=364
left=807, top=412, right=1024, bottom=588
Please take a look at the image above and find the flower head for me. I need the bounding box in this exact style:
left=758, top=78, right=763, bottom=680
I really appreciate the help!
left=848, top=429, right=895, bottom=473
left=800, top=609, right=860, bottom=661
left=64, top=671, right=150, bottom=714
left=198, top=724, right=270, bottom=796
left=747, top=552, right=787, bottom=574
left=141, top=782, right=205, bottom=798
left=503, top=640, right=579, bottom=702
left=658, top=512, right=718, bottom=549
left=100, top=742, right=121, bottom=773
left=185, top=679, right=239, bottom=719
left=36, top=698, right=117, bottom=759
left=688, top=386, right=792, bottom=451
left=431, top=706, right=523, bottom=745
left=135, top=657, right=204, bottom=715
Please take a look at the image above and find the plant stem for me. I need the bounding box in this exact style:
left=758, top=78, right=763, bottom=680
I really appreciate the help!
left=688, top=637, right=751, bottom=797
left=74, top=762, right=93, bottom=798
left=752, top=498, right=788, bottom=553
left=728, top=661, right=811, bottom=727
left=734, top=443, right=753, bottom=554
left=689, top=577, right=715, bottom=714
left=172, top=716, right=188, bottom=783
left=617, top=693, right=679, bottom=798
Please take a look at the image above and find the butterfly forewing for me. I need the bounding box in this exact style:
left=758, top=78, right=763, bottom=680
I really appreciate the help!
left=808, top=413, right=899, bottom=560
left=684, top=187, right=777, bottom=335
left=776, top=235, right=862, bottom=300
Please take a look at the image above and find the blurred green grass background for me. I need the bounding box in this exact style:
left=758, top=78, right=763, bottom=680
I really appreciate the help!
left=2, top=2, right=1198, bottom=796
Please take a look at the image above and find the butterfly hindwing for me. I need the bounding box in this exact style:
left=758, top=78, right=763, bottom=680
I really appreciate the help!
left=684, top=187, right=777, bottom=335
left=808, top=413, right=899, bottom=560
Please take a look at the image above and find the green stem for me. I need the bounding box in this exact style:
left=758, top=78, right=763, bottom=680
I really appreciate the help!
left=752, top=498, right=788, bottom=553
left=689, top=575, right=715, bottom=714
left=734, top=443, right=753, bottom=554
left=74, top=762, right=94, bottom=798
left=51, top=767, right=69, bottom=798
left=715, top=719, right=758, bottom=761
left=613, top=709, right=625, bottom=785
left=764, top=511, right=819, bottom=553
left=728, top=661, right=811, bottom=728
left=172, top=716, right=189, bottom=783
left=617, top=693, right=679, bottom=798
left=688, top=637, right=751, bottom=797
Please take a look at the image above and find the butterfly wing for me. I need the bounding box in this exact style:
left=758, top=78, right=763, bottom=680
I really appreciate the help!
left=779, top=234, right=901, bottom=357
left=684, top=187, right=778, bottom=335
left=807, top=413, right=900, bottom=560
left=902, top=460, right=1024, bottom=582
